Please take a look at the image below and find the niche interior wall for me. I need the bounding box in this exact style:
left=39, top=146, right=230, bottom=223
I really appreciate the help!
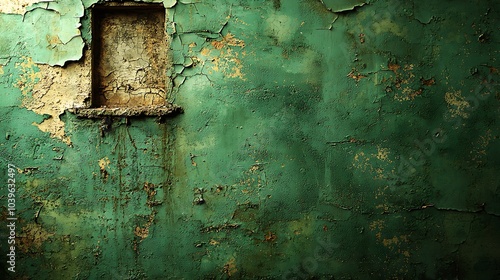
left=0, top=0, right=499, bottom=279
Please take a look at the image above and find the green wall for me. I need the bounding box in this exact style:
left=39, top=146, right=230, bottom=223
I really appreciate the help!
left=1, top=0, right=500, bottom=279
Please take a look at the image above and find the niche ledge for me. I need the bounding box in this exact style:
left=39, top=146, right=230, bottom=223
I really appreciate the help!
left=68, top=104, right=183, bottom=118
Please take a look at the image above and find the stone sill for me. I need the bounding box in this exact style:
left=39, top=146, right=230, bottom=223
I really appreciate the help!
left=68, top=104, right=183, bottom=118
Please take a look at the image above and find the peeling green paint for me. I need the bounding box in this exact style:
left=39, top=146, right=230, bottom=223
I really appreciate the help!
left=321, top=0, right=368, bottom=13
left=0, top=2, right=84, bottom=66
left=1, top=0, right=500, bottom=279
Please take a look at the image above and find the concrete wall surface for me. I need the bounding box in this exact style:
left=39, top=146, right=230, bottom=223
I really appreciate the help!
left=0, top=0, right=499, bottom=279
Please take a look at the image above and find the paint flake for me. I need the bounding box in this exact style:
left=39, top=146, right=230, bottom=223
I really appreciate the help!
left=321, top=0, right=367, bottom=13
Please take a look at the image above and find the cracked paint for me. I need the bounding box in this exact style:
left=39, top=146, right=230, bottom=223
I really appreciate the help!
left=320, top=0, right=367, bottom=13
left=1, top=0, right=500, bottom=279
left=0, top=0, right=51, bottom=15
left=93, top=4, right=170, bottom=107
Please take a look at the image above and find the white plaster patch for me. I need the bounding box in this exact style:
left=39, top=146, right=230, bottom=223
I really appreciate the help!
left=0, top=0, right=52, bottom=15
left=17, top=53, right=91, bottom=145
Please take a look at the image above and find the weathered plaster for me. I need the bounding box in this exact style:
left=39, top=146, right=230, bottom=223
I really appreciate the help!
left=1, top=0, right=500, bottom=278
left=93, top=4, right=170, bottom=107
left=19, top=53, right=90, bottom=145
left=0, top=0, right=84, bottom=66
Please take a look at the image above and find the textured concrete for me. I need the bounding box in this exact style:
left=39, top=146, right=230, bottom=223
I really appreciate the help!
left=0, top=0, right=499, bottom=279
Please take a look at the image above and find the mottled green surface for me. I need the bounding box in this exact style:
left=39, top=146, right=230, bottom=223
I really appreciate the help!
left=1, top=0, right=500, bottom=279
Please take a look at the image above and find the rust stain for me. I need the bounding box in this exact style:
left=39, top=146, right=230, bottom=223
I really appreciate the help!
left=408, top=88, right=423, bottom=99
left=143, top=182, right=157, bottom=204
left=264, top=231, right=277, bottom=242
left=190, top=153, right=197, bottom=167
left=223, top=257, right=238, bottom=277
left=18, top=223, right=54, bottom=254
left=347, top=69, right=366, bottom=81
left=359, top=33, right=365, bottom=44
left=384, top=63, right=427, bottom=101
left=388, top=62, right=400, bottom=73
left=421, top=77, right=436, bottom=86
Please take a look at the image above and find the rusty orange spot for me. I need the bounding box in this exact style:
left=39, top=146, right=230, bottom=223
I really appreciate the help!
left=409, top=88, right=424, bottom=99
left=347, top=69, right=366, bottom=81
left=388, top=63, right=400, bottom=73
left=223, top=258, right=238, bottom=277
left=421, top=77, right=436, bottom=86
left=359, top=33, right=365, bottom=44
left=264, top=231, right=277, bottom=242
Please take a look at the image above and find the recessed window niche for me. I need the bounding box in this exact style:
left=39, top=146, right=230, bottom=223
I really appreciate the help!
left=73, top=2, right=181, bottom=118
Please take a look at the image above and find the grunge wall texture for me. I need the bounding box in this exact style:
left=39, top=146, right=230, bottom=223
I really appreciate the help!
left=1, top=0, right=500, bottom=279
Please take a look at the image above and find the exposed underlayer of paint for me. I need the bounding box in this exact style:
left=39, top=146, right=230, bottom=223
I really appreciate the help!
left=1, top=0, right=500, bottom=279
